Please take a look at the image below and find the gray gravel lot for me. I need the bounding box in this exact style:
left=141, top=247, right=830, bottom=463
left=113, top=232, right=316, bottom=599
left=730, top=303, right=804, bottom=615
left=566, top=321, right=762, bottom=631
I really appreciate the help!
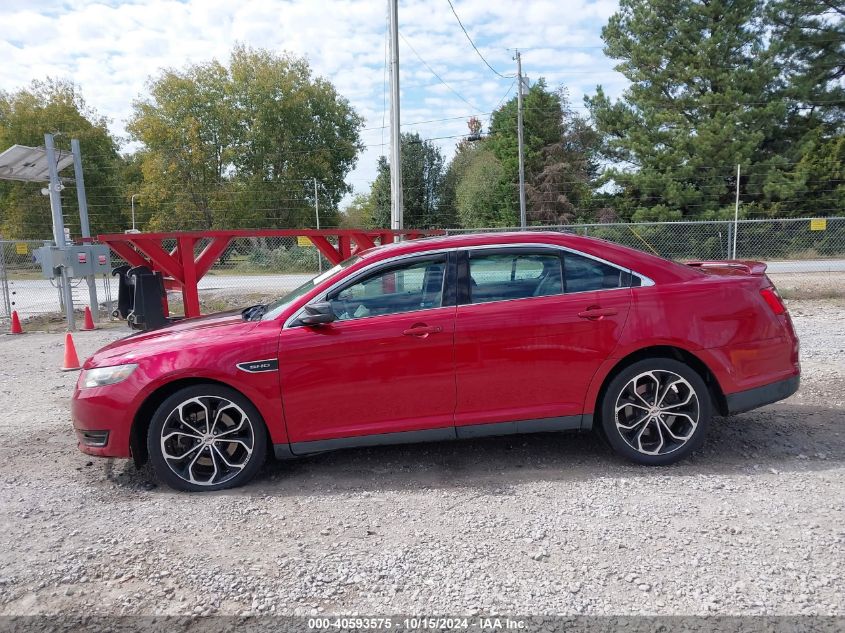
left=0, top=298, right=842, bottom=618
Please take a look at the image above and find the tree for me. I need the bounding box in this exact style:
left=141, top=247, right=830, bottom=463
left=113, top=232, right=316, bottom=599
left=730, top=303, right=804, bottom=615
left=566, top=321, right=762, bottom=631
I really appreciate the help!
left=368, top=156, right=392, bottom=229
left=524, top=93, right=600, bottom=224
left=128, top=45, right=363, bottom=230
left=586, top=0, right=785, bottom=221
left=758, top=0, right=845, bottom=217
left=368, top=133, right=448, bottom=228
left=487, top=80, right=571, bottom=224
left=340, top=193, right=375, bottom=229
left=228, top=46, right=362, bottom=229
left=747, top=129, right=845, bottom=218
left=128, top=60, right=235, bottom=230
left=454, top=147, right=506, bottom=227
left=0, top=79, right=125, bottom=239
left=442, top=84, right=599, bottom=227
left=442, top=137, right=483, bottom=226
left=768, top=0, right=845, bottom=136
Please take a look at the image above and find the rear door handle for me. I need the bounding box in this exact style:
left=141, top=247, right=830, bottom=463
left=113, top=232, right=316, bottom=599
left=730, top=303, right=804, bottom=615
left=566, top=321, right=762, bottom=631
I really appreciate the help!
left=402, top=324, right=442, bottom=337
left=577, top=307, right=618, bottom=320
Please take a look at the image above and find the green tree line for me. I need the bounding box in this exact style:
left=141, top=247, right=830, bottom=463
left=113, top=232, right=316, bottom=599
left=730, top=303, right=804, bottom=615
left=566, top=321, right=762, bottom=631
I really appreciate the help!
left=1, top=0, right=842, bottom=239
left=356, top=0, right=843, bottom=228
left=1, top=46, right=363, bottom=239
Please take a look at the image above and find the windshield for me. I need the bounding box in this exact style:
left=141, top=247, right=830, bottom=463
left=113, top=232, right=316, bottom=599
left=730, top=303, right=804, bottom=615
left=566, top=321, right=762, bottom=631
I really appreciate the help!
left=260, top=255, right=361, bottom=320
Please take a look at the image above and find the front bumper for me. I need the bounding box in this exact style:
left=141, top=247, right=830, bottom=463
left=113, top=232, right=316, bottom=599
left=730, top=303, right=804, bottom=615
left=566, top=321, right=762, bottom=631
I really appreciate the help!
left=725, top=374, right=800, bottom=415
left=71, top=385, right=135, bottom=458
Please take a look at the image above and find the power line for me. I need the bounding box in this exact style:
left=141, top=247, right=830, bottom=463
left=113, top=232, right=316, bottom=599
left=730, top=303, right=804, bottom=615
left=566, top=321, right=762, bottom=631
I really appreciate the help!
left=495, top=80, right=517, bottom=110
left=445, top=0, right=513, bottom=79
left=398, top=30, right=481, bottom=112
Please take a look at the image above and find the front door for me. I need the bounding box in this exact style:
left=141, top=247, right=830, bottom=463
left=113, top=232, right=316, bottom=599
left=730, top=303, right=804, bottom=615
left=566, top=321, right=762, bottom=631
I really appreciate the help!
left=278, top=253, right=457, bottom=447
left=453, top=247, right=632, bottom=431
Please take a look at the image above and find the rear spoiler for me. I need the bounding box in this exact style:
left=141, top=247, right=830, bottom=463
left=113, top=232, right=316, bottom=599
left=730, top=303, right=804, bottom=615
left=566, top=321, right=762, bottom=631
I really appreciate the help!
left=685, top=260, right=768, bottom=276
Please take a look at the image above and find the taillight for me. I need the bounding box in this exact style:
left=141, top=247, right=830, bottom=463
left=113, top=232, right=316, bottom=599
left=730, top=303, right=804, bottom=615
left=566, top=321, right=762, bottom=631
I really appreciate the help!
left=760, top=287, right=786, bottom=315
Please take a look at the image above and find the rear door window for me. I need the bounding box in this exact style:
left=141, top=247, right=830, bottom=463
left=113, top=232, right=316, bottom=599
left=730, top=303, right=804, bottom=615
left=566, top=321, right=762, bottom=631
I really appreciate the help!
left=467, top=252, right=563, bottom=304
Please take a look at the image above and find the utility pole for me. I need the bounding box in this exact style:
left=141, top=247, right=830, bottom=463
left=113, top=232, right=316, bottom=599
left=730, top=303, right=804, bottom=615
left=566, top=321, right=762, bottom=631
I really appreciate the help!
left=515, top=50, right=527, bottom=229
left=388, top=0, right=403, bottom=233
left=733, top=164, right=741, bottom=259
left=71, top=138, right=99, bottom=323
left=45, top=133, right=75, bottom=330
left=313, top=178, right=322, bottom=272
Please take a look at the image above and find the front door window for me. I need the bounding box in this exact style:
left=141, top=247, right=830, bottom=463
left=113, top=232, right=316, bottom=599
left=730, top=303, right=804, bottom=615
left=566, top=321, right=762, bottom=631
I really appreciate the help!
left=329, top=257, right=447, bottom=321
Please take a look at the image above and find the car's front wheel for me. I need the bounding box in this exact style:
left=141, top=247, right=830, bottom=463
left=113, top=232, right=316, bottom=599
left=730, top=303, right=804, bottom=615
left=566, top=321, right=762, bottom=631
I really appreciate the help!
left=600, top=358, right=712, bottom=465
left=147, top=384, right=267, bottom=491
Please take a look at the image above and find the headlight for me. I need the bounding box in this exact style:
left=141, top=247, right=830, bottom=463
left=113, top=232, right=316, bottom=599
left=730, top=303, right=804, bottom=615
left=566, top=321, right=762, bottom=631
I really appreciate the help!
left=80, top=364, right=138, bottom=389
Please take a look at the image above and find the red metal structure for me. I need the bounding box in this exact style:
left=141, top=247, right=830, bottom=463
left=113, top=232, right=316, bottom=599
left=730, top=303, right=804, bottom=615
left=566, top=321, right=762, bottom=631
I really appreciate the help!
left=97, top=229, right=441, bottom=318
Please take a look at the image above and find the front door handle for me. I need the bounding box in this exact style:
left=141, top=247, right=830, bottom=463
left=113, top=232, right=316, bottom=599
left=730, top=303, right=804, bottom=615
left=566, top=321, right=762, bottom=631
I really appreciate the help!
left=577, top=306, right=618, bottom=320
left=402, top=324, right=442, bottom=337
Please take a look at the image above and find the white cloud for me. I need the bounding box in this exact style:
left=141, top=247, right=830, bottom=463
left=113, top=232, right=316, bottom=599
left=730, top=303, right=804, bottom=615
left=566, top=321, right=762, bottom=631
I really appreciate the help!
left=0, top=0, right=628, bottom=203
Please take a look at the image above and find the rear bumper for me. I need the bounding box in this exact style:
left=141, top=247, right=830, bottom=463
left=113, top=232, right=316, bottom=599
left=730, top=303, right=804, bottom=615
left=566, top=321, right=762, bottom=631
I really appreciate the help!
left=726, top=374, right=800, bottom=415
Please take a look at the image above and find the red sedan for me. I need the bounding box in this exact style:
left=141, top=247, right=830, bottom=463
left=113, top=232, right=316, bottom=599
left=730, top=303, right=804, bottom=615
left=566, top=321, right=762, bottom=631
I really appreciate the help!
left=72, top=232, right=800, bottom=491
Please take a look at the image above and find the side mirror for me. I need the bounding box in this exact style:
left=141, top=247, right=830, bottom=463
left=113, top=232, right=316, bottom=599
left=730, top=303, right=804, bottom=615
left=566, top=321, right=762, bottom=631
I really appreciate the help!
left=299, top=301, right=335, bottom=326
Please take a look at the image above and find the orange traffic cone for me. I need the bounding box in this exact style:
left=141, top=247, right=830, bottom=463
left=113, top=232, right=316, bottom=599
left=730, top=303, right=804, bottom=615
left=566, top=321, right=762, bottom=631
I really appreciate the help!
left=82, top=306, right=95, bottom=331
left=9, top=311, right=23, bottom=335
left=62, top=332, right=81, bottom=372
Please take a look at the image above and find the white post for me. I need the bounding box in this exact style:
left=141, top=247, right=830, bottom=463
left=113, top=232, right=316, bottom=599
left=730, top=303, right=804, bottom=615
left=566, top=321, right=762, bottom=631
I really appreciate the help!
left=45, top=133, right=75, bottom=330
left=131, top=194, right=138, bottom=232
left=733, top=164, right=741, bottom=259
left=71, top=138, right=98, bottom=323
left=516, top=50, right=527, bottom=229
left=388, top=0, right=403, bottom=234
left=313, top=178, right=322, bottom=273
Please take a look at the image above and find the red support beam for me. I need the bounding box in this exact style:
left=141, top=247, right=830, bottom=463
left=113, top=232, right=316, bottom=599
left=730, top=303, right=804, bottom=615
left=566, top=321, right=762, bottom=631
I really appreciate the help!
left=177, top=236, right=201, bottom=318
left=133, top=238, right=184, bottom=281
left=105, top=240, right=150, bottom=269
left=97, top=228, right=443, bottom=318
left=195, top=236, right=233, bottom=278
left=307, top=235, right=343, bottom=265
left=337, top=235, right=352, bottom=260
left=349, top=231, right=377, bottom=253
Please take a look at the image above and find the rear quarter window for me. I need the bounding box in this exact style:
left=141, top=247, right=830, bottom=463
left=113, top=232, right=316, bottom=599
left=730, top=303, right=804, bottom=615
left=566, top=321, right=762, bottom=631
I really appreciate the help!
left=565, top=253, right=631, bottom=293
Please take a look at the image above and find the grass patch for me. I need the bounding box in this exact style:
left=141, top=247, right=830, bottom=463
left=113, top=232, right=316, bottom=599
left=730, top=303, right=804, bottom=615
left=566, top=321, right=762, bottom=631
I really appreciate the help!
left=6, top=271, right=46, bottom=281
left=17, top=312, right=127, bottom=333
left=779, top=286, right=844, bottom=301
left=166, top=291, right=276, bottom=317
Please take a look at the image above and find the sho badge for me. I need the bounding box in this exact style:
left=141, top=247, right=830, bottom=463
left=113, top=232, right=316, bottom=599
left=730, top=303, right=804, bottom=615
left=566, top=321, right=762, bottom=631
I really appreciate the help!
left=236, top=359, right=279, bottom=373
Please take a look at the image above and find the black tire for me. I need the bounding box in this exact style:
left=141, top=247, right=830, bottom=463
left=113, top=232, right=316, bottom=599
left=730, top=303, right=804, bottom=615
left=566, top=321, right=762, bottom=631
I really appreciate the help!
left=147, top=384, right=267, bottom=492
left=600, top=358, right=711, bottom=466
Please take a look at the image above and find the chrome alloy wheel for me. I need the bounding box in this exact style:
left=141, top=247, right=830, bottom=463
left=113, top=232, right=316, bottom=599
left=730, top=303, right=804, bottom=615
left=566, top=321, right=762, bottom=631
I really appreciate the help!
left=160, top=396, right=255, bottom=487
left=614, top=370, right=700, bottom=456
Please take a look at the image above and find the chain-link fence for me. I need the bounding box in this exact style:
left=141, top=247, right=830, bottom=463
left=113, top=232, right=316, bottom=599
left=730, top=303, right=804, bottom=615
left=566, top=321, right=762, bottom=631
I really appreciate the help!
left=1, top=239, right=49, bottom=326
left=0, top=239, right=117, bottom=327
left=187, top=236, right=329, bottom=315
left=446, top=217, right=845, bottom=274
left=3, top=217, right=842, bottom=324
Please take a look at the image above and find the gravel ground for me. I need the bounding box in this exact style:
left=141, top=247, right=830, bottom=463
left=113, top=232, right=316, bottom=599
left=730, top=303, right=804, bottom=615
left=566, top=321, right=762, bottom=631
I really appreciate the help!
left=0, top=298, right=842, bottom=619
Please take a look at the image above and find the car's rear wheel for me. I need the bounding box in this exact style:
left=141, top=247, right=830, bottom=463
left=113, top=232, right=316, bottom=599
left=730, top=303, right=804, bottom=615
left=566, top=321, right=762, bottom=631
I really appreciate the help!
left=600, top=358, right=711, bottom=465
left=147, top=384, right=267, bottom=492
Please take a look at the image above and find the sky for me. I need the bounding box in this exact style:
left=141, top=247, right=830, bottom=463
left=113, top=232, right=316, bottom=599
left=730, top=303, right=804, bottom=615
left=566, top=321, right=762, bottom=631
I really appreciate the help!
left=0, top=0, right=629, bottom=203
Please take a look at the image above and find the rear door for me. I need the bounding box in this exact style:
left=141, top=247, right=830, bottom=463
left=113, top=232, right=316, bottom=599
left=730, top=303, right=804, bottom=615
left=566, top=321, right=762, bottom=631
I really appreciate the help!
left=453, top=246, right=631, bottom=432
